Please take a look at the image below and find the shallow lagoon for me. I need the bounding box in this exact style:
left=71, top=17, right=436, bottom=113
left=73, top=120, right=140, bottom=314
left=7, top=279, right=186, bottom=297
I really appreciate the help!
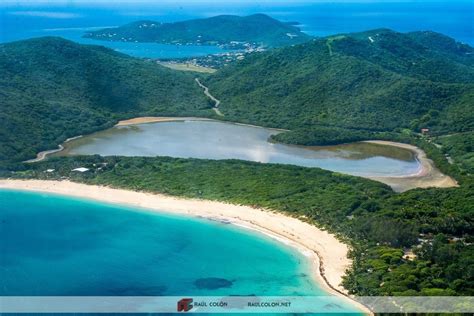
left=59, top=120, right=421, bottom=178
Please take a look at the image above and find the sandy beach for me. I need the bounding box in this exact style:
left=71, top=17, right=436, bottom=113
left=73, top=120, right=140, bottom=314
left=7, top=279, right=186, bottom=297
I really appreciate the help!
left=24, top=135, right=83, bottom=163
left=25, top=116, right=455, bottom=193
left=116, top=116, right=289, bottom=131
left=0, top=179, right=371, bottom=314
left=117, top=120, right=459, bottom=192
left=115, top=116, right=215, bottom=126
left=364, top=140, right=458, bottom=192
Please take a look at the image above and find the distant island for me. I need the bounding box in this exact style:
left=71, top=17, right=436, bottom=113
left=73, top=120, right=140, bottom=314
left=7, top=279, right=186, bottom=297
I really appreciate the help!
left=83, top=14, right=313, bottom=49
left=1, top=28, right=473, bottom=300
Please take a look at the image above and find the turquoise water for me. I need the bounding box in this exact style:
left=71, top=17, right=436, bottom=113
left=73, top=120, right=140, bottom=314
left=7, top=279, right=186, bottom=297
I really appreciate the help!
left=0, top=189, right=323, bottom=297
left=0, top=26, right=229, bottom=59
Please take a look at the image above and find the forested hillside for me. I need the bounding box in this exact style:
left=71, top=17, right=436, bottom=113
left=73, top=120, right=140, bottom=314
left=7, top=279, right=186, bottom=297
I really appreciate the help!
left=0, top=37, right=210, bottom=165
left=1, top=27, right=473, bottom=298
left=84, top=14, right=312, bottom=48
left=436, top=131, right=474, bottom=174
left=337, top=29, right=474, bottom=84
left=3, top=31, right=472, bottom=165
left=205, top=29, right=474, bottom=142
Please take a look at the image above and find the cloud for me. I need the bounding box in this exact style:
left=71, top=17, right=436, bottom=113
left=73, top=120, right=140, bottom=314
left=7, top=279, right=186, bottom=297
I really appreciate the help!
left=8, top=11, right=82, bottom=19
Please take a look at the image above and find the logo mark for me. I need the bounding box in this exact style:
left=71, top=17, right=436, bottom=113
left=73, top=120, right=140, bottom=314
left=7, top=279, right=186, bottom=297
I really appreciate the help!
left=177, top=298, right=193, bottom=312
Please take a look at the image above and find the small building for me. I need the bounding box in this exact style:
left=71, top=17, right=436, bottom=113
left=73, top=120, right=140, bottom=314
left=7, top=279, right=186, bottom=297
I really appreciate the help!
left=421, top=128, right=430, bottom=134
left=72, top=167, right=89, bottom=173
left=403, top=249, right=417, bottom=261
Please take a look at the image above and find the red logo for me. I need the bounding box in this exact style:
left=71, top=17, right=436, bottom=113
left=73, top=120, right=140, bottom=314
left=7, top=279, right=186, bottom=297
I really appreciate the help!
left=177, top=298, right=193, bottom=312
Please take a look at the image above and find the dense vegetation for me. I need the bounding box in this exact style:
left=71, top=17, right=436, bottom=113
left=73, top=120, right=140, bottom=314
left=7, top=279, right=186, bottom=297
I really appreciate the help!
left=270, top=126, right=404, bottom=146
left=436, top=131, right=474, bottom=175
left=0, top=37, right=211, bottom=165
left=11, top=155, right=474, bottom=296
left=1, top=28, right=473, bottom=298
left=205, top=29, right=474, bottom=141
left=4, top=31, right=472, bottom=166
left=84, top=14, right=312, bottom=48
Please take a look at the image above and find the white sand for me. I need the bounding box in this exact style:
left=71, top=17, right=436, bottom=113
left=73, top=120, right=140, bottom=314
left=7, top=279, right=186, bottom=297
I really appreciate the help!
left=364, top=140, right=458, bottom=192
left=27, top=116, right=456, bottom=194
left=115, top=116, right=214, bottom=126
left=0, top=179, right=371, bottom=314
left=115, top=116, right=289, bottom=131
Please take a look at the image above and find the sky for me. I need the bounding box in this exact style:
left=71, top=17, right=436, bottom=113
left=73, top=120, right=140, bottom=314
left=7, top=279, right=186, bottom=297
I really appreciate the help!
left=2, top=0, right=472, bottom=9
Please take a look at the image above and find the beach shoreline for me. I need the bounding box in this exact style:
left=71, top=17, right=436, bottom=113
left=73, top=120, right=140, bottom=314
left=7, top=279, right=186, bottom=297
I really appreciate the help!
left=115, top=116, right=214, bottom=126
left=115, top=116, right=290, bottom=132
left=24, top=135, right=83, bottom=163
left=23, top=117, right=456, bottom=192
left=363, top=140, right=458, bottom=192
left=0, top=179, right=371, bottom=314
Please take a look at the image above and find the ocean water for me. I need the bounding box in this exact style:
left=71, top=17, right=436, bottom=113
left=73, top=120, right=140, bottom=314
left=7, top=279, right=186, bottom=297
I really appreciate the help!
left=58, top=120, right=421, bottom=177
left=0, top=189, right=323, bottom=297
left=0, top=1, right=472, bottom=58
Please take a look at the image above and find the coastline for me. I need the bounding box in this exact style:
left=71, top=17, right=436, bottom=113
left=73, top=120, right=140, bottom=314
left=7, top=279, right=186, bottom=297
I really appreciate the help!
left=116, top=116, right=290, bottom=132
left=363, top=140, right=458, bottom=192
left=24, top=135, right=83, bottom=163
left=115, top=116, right=215, bottom=126
left=0, top=179, right=371, bottom=314
left=23, top=117, right=456, bottom=192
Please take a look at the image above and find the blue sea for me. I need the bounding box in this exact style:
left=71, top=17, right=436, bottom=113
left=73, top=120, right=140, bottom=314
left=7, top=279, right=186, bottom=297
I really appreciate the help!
left=0, top=1, right=472, bottom=58
left=0, top=189, right=368, bottom=313
left=0, top=189, right=319, bottom=296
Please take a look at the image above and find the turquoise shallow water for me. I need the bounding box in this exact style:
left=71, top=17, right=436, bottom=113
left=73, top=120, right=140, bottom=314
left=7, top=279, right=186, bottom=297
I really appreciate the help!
left=0, top=189, right=322, bottom=297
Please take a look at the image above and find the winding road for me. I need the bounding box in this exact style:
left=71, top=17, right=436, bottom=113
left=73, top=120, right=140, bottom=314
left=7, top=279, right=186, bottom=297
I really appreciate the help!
left=195, top=78, right=224, bottom=116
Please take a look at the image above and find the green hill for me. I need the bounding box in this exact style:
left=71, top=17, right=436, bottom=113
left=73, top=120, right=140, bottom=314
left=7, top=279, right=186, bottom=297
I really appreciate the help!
left=0, top=37, right=209, bottom=164
left=205, top=29, right=474, bottom=144
left=1, top=30, right=473, bottom=298
left=334, top=29, right=474, bottom=84
left=83, top=14, right=313, bottom=48
left=2, top=30, right=473, bottom=164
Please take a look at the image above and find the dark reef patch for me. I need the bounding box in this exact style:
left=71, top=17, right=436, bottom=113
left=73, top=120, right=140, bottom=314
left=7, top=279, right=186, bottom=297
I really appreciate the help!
left=194, top=277, right=233, bottom=290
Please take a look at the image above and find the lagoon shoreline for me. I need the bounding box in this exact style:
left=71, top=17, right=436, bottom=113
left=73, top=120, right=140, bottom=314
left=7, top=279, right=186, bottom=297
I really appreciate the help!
left=0, top=179, right=372, bottom=314
left=364, top=140, right=457, bottom=192
left=23, top=116, right=456, bottom=193
left=116, top=116, right=290, bottom=132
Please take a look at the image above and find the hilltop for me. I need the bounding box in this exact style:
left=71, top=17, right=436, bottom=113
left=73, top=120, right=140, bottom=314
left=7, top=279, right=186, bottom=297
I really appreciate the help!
left=205, top=29, right=474, bottom=144
left=0, top=37, right=209, bottom=164
left=1, top=29, right=473, bottom=299
left=83, top=14, right=313, bottom=48
left=2, top=30, right=473, bottom=165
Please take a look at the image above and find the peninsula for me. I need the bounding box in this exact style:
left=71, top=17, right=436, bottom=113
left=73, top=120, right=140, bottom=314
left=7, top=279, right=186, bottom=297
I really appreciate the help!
left=83, top=14, right=312, bottom=49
